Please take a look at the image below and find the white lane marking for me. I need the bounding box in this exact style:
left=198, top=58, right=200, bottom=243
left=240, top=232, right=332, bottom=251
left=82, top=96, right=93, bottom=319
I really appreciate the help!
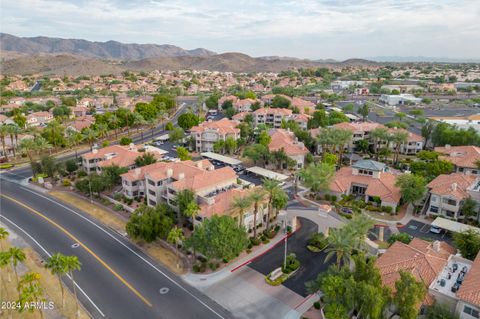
left=0, top=214, right=106, bottom=318
left=17, top=185, right=226, bottom=319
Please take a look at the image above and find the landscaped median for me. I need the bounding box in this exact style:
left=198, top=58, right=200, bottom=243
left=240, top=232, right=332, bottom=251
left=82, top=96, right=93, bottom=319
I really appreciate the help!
left=48, top=191, right=186, bottom=275
left=265, top=253, right=300, bottom=286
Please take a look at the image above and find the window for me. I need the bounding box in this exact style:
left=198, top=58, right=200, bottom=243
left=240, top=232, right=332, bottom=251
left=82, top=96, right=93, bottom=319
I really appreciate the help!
left=148, top=189, right=156, bottom=196
left=430, top=206, right=439, bottom=213
left=157, top=180, right=163, bottom=186
left=149, top=199, right=156, bottom=206
left=148, top=179, right=155, bottom=186
left=473, top=170, right=478, bottom=175
left=132, top=181, right=138, bottom=186
left=464, top=306, right=480, bottom=319
left=442, top=198, right=457, bottom=206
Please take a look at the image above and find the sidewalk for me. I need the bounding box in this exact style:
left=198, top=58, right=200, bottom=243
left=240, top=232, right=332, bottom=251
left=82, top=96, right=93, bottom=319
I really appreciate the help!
left=182, top=226, right=295, bottom=288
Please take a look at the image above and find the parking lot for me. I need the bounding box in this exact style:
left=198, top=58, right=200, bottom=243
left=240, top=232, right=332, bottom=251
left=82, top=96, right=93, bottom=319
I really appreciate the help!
left=248, top=217, right=333, bottom=297
left=399, top=220, right=453, bottom=244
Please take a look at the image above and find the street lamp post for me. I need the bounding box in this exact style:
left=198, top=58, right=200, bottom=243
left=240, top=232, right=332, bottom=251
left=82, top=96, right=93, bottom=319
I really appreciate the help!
left=279, top=210, right=288, bottom=270
left=88, top=177, right=93, bottom=204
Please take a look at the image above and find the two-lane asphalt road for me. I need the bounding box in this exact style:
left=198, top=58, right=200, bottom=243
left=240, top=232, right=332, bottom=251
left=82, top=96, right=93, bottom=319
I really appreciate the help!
left=0, top=177, right=232, bottom=319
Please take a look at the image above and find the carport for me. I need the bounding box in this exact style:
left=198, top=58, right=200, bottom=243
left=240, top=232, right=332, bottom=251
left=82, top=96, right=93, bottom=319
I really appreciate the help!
left=200, top=152, right=242, bottom=166
left=245, top=166, right=289, bottom=182
left=431, top=217, right=480, bottom=234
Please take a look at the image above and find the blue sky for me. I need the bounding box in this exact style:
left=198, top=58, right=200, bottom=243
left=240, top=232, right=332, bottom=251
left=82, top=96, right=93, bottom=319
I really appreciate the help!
left=1, top=0, right=479, bottom=60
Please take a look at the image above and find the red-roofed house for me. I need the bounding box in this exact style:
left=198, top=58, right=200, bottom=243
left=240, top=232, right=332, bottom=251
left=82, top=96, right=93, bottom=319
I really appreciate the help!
left=456, top=253, right=480, bottom=319
left=190, top=118, right=240, bottom=152
left=329, top=159, right=402, bottom=210
left=26, top=111, right=53, bottom=127
left=376, top=238, right=456, bottom=309
left=435, top=146, right=480, bottom=176
left=81, top=144, right=162, bottom=174
left=425, top=173, right=478, bottom=220
left=268, top=129, right=309, bottom=169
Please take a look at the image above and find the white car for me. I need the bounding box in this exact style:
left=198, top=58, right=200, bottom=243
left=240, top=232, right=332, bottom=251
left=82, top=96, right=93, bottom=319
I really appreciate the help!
left=430, top=226, right=442, bottom=234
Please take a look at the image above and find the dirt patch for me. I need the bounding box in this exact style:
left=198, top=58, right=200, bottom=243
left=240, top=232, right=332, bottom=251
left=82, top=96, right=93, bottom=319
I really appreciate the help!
left=48, top=191, right=186, bottom=275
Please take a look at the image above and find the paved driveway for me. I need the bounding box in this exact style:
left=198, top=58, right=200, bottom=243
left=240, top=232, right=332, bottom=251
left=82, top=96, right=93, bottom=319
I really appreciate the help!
left=249, top=217, right=333, bottom=297
left=400, top=220, right=453, bottom=244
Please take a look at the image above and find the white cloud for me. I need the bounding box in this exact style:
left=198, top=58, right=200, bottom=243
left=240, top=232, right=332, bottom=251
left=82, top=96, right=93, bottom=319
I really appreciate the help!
left=1, top=0, right=479, bottom=59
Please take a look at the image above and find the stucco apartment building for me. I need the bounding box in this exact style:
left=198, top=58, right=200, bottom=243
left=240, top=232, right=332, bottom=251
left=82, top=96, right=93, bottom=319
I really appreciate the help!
left=268, top=129, right=309, bottom=169
left=190, top=118, right=240, bottom=153
left=377, top=238, right=480, bottom=319
left=435, top=146, right=480, bottom=176
left=253, top=107, right=293, bottom=128
left=425, top=173, right=480, bottom=220
left=429, top=115, right=480, bottom=133
left=329, top=160, right=402, bottom=210
left=329, top=121, right=425, bottom=155
left=81, top=144, right=161, bottom=174
left=121, top=160, right=266, bottom=229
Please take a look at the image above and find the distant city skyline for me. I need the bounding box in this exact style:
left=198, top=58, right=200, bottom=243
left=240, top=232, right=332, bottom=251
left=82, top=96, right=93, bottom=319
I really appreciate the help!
left=1, top=0, right=479, bottom=60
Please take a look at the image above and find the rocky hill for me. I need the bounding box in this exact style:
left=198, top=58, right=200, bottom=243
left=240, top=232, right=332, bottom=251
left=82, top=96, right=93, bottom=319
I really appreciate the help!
left=0, top=33, right=216, bottom=60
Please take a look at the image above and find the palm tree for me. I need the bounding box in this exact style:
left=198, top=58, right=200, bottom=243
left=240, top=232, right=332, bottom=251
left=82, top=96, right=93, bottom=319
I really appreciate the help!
left=0, top=227, right=8, bottom=251
left=82, top=128, right=98, bottom=151
left=18, top=272, right=45, bottom=319
left=324, top=229, right=354, bottom=269
left=45, top=253, right=68, bottom=309
left=108, top=114, right=120, bottom=139
left=132, top=112, right=146, bottom=133
left=167, top=226, right=185, bottom=269
left=0, top=125, right=9, bottom=161
left=0, top=251, right=12, bottom=318
left=34, top=136, right=53, bottom=157
left=263, top=178, right=281, bottom=230
left=6, top=124, right=20, bottom=158
left=233, top=196, right=252, bottom=228
left=249, top=190, right=266, bottom=238
left=7, top=247, right=26, bottom=293
left=64, top=255, right=82, bottom=318
left=96, top=123, right=109, bottom=140
left=332, top=128, right=353, bottom=165
left=370, top=127, right=389, bottom=160
left=19, top=138, right=37, bottom=165
left=390, top=130, right=409, bottom=165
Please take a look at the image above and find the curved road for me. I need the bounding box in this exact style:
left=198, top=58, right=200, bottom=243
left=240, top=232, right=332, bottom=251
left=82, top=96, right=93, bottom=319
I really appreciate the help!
left=0, top=100, right=233, bottom=319
left=0, top=176, right=232, bottom=318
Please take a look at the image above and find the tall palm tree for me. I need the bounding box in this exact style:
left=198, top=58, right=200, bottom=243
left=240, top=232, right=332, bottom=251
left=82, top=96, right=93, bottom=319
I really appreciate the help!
left=249, top=190, right=266, bottom=238
left=6, top=124, right=20, bottom=158
left=390, top=130, right=409, bottom=165
left=45, top=253, right=68, bottom=309
left=0, top=125, right=9, bottom=161
left=19, top=138, right=37, bottom=165
left=324, top=229, right=354, bottom=269
left=370, top=127, right=389, bottom=160
left=232, top=196, right=252, bottom=229
left=64, top=255, right=82, bottom=318
left=332, top=128, right=353, bottom=165
left=167, top=226, right=185, bottom=269
left=7, top=247, right=26, bottom=293
left=82, top=128, right=98, bottom=151
left=0, top=252, right=12, bottom=318
left=263, top=178, right=281, bottom=230
left=96, top=123, right=109, bottom=140
left=108, top=114, right=120, bottom=139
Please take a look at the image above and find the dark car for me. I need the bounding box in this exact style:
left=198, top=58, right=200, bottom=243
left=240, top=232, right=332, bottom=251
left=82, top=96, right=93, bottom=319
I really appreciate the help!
left=340, top=207, right=353, bottom=214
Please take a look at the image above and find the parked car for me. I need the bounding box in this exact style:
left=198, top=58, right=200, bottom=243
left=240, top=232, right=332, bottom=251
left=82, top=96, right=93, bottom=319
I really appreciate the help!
left=340, top=207, right=353, bottom=214
left=430, top=226, right=442, bottom=234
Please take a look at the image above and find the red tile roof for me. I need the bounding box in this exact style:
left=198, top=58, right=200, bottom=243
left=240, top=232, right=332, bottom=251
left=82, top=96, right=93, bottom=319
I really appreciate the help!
left=268, top=129, right=309, bottom=156
left=330, top=166, right=401, bottom=204
left=435, top=145, right=480, bottom=169
left=427, top=173, right=477, bottom=200
left=457, top=253, right=480, bottom=306
left=376, top=238, right=456, bottom=305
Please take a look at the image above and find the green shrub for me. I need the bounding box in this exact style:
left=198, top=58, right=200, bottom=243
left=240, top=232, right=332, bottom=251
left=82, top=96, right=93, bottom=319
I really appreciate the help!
left=62, top=179, right=71, bottom=187
left=274, top=225, right=280, bottom=232
left=324, top=194, right=331, bottom=201
left=250, top=238, right=261, bottom=246
left=113, top=204, right=123, bottom=211
left=330, top=195, right=337, bottom=202
left=208, top=262, right=219, bottom=271
left=381, top=206, right=393, bottom=214
left=193, top=262, right=206, bottom=273
left=282, top=253, right=300, bottom=274
left=77, top=170, right=87, bottom=177
left=247, top=243, right=253, bottom=249
left=0, top=163, right=14, bottom=169
left=246, top=248, right=252, bottom=254
left=222, top=258, right=229, bottom=264
left=313, top=301, right=320, bottom=309
left=119, top=137, right=133, bottom=145
left=114, top=193, right=123, bottom=201
left=307, top=233, right=328, bottom=250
